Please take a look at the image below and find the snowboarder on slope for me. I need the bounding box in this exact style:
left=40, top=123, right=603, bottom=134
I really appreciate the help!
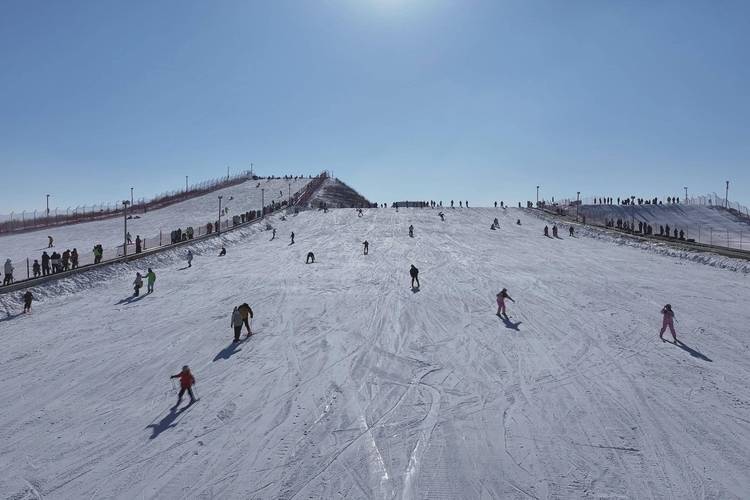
left=238, top=303, right=254, bottom=336
left=48, top=236, right=54, bottom=248
left=496, top=288, right=515, bottom=318
left=22, top=291, right=33, bottom=313
left=231, top=306, right=243, bottom=342
left=659, top=304, right=677, bottom=342
left=186, top=250, right=193, bottom=268
left=410, top=264, right=420, bottom=289
left=170, top=366, right=196, bottom=405
left=290, top=232, right=295, bottom=245
left=363, top=240, right=369, bottom=255
left=408, top=225, right=414, bottom=238
left=306, top=252, right=315, bottom=264
left=146, top=268, right=156, bottom=294
left=133, top=272, right=144, bottom=296
left=219, top=247, right=226, bottom=256
left=439, top=212, right=445, bottom=221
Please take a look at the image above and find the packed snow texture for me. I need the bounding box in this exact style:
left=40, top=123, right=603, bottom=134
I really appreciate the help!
left=0, top=177, right=311, bottom=271
left=579, top=204, right=750, bottom=249
left=1, top=207, right=749, bottom=499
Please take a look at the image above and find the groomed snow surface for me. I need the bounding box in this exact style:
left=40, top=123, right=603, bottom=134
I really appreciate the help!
left=1, top=207, right=749, bottom=499
left=0, top=177, right=311, bottom=271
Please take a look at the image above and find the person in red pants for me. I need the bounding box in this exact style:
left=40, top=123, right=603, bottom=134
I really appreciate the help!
left=659, top=304, right=677, bottom=342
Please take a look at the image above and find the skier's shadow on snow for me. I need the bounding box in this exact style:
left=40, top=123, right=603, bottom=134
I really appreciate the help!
left=177, top=266, right=191, bottom=271
left=213, top=342, right=242, bottom=362
left=0, top=312, right=24, bottom=323
left=673, top=340, right=712, bottom=362
left=146, top=405, right=191, bottom=439
left=499, top=315, right=522, bottom=330
left=115, top=295, right=146, bottom=305
left=411, top=287, right=420, bottom=293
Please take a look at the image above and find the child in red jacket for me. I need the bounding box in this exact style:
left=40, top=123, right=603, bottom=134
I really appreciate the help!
left=170, top=366, right=196, bottom=406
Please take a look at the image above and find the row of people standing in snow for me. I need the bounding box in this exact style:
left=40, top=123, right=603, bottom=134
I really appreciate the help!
left=590, top=196, right=682, bottom=206
left=603, top=219, right=689, bottom=240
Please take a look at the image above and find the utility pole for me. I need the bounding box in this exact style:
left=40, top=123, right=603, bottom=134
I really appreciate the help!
left=227, top=166, right=230, bottom=181
left=46, top=194, right=50, bottom=217
left=725, top=181, right=730, bottom=208
left=684, top=186, right=688, bottom=204
left=218, top=196, right=223, bottom=235
left=122, top=200, right=130, bottom=257
left=261, top=188, right=265, bottom=219
left=288, top=182, right=291, bottom=205
left=536, top=186, right=540, bottom=207
left=576, top=191, right=580, bottom=222
left=186, top=175, right=189, bottom=192
left=131, top=187, right=134, bottom=206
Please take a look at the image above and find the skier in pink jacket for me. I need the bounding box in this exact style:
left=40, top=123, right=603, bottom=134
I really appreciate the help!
left=659, top=304, right=677, bottom=342
left=496, top=288, right=515, bottom=318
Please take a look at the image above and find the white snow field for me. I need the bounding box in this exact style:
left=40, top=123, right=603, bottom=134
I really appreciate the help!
left=1, top=207, right=749, bottom=499
left=579, top=204, right=750, bottom=250
left=0, top=177, right=311, bottom=271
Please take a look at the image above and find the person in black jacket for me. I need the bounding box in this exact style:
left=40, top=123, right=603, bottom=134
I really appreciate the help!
left=41, top=251, right=50, bottom=276
left=23, top=291, right=33, bottom=313
left=410, top=264, right=420, bottom=289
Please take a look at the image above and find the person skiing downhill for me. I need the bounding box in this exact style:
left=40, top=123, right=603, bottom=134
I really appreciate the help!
left=22, top=291, right=33, bottom=313
left=47, top=236, right=54, bottom=248
left=271, top=228, right=276, bottom=240
left=231, top=306, right=243, bottom=342
left=410, top=264, right=420, bottom=289
left=659, top=304, right=677, bottom=342
left=363, top=240, right=369, bottom=255
left=170, top=366, right=196, bottom=406
left=408, top=225, right=414, bottom=237
left=186, top=250, right=193, bottom=268
left=290, top=232, right=295, bottom=244
left=133, top=272, right=144, bottom=296
left=238, top=303, right=254, bottom=336
left=146, top=268, right=156, bottom=293
left=496, top=288, right=515, bottom=318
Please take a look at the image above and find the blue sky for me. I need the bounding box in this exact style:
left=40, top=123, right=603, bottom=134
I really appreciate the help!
left=1, top=0, right=748, bottom=212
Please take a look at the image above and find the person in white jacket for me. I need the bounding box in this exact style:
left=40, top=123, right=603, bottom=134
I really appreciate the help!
left=231, top=307, right=243, bottom=342
left=3, top=259, right=14, bottom=285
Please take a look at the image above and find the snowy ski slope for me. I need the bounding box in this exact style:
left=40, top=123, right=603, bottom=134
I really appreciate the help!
left=1, top=207, right=749, bottom=499
left=0, top=177, right=311, bottom=269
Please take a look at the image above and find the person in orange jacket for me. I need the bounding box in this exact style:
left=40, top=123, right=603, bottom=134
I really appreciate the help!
left=170, top=366, right=196, bottom=406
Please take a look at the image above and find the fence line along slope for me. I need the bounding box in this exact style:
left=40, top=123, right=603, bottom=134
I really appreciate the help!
left=1, top=207, right=748, bottom=499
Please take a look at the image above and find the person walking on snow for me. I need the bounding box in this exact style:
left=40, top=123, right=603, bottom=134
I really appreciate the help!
left=408, top=225, right=414, bottom=237
left=238, top=303, right=254, bottom=336
left=22, top=291, right=33, bottom=313
left=496, top=288, right=515, bottom=318
left=290, top=232, right=295, bottom=244
left=544, top=225, right=549, bottom=237
left=569, top=226, right=574, bottom=237
left=186, top=250, right=193, bottom=268
left=170, top=366, right=196, bottom=405
left=231, top=306, right=243, bottom=342
left=32, top=260, right=41, bottom=278
left=133, top=272, right=144, bottom=296
left=363, top=240, right=369, bottom=255
left=146, top=268, right=156, bottom=294
left=47, top=236, right=54, bottom=248
left=659, top=304, right=677, bottom=342
left=271, top=228, right=276, bottom=240
left=410, top=264, right=420, bottom=289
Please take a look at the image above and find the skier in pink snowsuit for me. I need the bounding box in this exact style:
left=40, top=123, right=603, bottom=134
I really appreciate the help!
left=659, top=304, right=677, bottom=341
left=496, top=288, right=515, bottom=318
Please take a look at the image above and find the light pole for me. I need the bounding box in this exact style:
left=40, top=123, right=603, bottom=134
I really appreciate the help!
left=131, top=187, right=134, bottom=206
left=576, top=191, right=580, bottom=222
left=725, top=181, right=730, bottom=208
left=218, top=195, right=223, bottom=235
left=122, top=200, right=130, bottom=257
left=288, top=182, right=291, bottom=205
left=261, top=188, right=265, bottom=219
left=185, top=176, right=189, bottom=192
left=46, top=194, right=50, bottom=217
left=536, top=186, right=540, bottom=207
left=684, top=187, right=688, bottom=204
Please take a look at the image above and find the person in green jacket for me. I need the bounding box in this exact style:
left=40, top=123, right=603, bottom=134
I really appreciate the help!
left=146, top=268, right=156, bottom=294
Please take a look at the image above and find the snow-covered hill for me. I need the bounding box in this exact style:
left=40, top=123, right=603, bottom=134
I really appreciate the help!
left=579, top=204, right=750, bottom=249
left=1, top=207, right=749, bottom=499
left=0, top=177, right=311, bottom=271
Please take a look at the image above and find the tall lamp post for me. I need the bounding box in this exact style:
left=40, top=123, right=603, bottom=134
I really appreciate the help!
left=46, top=194, right=50, bottom=217
left=576, top=191, right=580, bottom=222
left=122, top=200, right=130, bottom=257
left=131, top=187, right=134, bottom=206
left=725, top=181, right=730, bottom=208
left=536, top=186, right=540, bottom=207
left=261, top=188, right=265, bottom=219
left=288, top=182, right=291, bottom=205
left=218, top=195, right=223, bottom=235
left=684, top=186, right=688, bottom=204
left=185, top=176, right=189, bottom=192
